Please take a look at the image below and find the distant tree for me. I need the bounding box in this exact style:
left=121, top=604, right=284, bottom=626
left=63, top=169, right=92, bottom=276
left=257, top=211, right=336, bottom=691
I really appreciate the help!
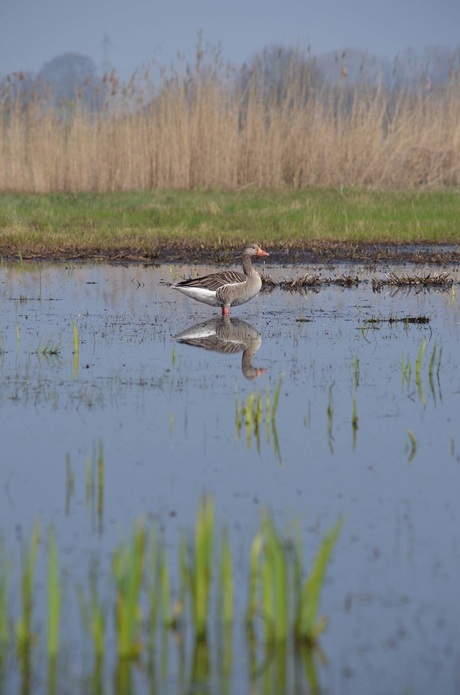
left=238, top=44, right=321, bottom=107
left=37, top=52, right=108, bottom=110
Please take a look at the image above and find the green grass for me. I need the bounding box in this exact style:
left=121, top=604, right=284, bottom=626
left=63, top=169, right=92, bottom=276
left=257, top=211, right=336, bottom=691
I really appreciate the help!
left=0, top=189, right=459, bottom=259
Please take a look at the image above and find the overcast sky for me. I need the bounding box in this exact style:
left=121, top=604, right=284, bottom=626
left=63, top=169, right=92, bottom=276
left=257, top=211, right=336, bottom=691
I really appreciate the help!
left=1, top=0, right=459, bottom=79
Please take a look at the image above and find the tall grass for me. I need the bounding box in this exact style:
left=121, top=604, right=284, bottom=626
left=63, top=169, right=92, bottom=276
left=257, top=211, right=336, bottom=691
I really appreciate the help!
left=1, top=49, right=459, bottom=193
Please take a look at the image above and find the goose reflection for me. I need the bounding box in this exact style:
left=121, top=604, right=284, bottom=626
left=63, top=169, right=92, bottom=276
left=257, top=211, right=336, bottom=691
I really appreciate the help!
left=174, top=318, right=267, bottom=379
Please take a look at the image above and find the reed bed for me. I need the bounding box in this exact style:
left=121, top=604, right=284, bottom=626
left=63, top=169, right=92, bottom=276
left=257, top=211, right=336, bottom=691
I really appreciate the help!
left=1, top=49, right=459, bottom=193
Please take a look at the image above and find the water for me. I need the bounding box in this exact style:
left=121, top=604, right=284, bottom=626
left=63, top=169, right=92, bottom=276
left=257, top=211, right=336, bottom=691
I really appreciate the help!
left=0, top=260, right=459, bottom=694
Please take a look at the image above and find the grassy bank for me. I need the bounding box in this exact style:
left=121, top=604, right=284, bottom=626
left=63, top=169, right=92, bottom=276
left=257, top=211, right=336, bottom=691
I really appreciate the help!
left=0, top=189, right=459, bottom=262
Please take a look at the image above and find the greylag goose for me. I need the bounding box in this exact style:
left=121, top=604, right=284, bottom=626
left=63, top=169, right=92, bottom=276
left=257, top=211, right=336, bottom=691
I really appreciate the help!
left=174, top=317, right=267, bottom=379
left=172, top=243, right=269, bottom=316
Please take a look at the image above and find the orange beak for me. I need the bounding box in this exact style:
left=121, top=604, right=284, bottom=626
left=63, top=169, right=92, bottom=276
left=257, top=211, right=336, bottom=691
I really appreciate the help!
left=257, top=248, right=270, bottom=257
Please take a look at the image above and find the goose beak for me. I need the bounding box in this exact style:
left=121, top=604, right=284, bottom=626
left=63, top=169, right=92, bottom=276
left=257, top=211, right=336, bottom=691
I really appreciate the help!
left=257, top=248, right=270, bottom=257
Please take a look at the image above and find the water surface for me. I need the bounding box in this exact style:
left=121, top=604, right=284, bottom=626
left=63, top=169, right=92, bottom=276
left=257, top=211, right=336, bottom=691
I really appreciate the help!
left=0, top=260, right=459, bottom=694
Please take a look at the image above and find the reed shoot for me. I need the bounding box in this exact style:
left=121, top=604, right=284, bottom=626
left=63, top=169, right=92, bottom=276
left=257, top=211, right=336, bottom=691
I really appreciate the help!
left=406, top=429, right=417, bottom=463
left=294, top=519, right=343, bottom=644
left=72, top=321, right=79, bottom=378
left=246, top=513, right=343, bottom=646
left=219, top=528, right=234, bottom=630
left=185, top=496, right=215, bottom=641
left=327, top=384, right=334, bottom=454
left=78, top=559, right=106, bottom=661
left=112, top=523, right=146, bottom=659
left=16, top=523, right=40, bottom=653
left=352, top=396, right=359, bottom=449
left=0, top=538, right=8, bottom=654
left=0, top=496, right=342, bottom=679
left=47, top=529, right=61, bottom=659
left=235, top=376, right=284, bottom=458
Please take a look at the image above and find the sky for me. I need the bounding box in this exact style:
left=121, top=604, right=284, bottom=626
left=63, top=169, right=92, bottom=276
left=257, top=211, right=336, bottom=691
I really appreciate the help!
left=1, top=0, right=459, bottom=79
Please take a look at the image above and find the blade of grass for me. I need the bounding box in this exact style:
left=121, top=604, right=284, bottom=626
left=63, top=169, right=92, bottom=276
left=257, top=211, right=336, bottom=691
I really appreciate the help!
left=295, top=518, right=343, bottom=644
left=47, top=529, right=61, bottom=659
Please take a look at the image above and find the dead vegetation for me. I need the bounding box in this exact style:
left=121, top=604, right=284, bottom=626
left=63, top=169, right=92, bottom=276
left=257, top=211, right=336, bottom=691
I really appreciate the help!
left=1, top=49, right=460, bottom=192
left=260, top=270, right=456, bottom=293
left=364, top=314, right=431, bottom=325
left=372, top=272, right=453, bottom=292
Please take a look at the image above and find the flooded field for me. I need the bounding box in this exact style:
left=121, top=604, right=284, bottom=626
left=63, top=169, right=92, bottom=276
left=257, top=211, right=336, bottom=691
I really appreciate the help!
left=0, top=259, right=459, bottom=694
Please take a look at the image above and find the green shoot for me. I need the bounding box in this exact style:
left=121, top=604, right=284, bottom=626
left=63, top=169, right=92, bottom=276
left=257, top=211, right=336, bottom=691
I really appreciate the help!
left=47, top=529, right=61, bottom=659
left=72, top=322, right=79, bottom=378
left=219, top=527, right=233, bottom=630
left=327, top=384, right=334, bottom=454
left=16, top=524, right=40, bottom=653
left=294, top=518, right=343, bottom=644
left=189, top=496, right=215, bottom=640
left=112, top=523, right=146, bottom=659
left=415, top=340, right=426, bottom=404
left=407, top=429, right=417, bottom=463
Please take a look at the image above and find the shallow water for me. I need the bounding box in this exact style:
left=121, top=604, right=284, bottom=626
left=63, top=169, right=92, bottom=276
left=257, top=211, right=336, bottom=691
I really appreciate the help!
left=0, top=260, right=460, bottom=694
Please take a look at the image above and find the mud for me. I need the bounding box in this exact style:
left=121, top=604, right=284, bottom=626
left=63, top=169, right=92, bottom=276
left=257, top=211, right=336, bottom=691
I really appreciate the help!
left=3, top=240, right=460, bottom=265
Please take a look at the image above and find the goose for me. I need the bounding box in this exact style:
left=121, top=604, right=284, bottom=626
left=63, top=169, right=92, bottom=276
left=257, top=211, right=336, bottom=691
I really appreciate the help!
left=172, top=243, right=269, bottom=316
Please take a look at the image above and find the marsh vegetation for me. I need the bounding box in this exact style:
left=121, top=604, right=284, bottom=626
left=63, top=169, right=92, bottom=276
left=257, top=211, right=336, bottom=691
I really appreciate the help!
left=1, top=45, right=459, bottom=195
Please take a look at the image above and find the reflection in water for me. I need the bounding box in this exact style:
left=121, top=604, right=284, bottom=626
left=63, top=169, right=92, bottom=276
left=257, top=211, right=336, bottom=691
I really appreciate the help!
left=174, top=318, right=267, bottom=380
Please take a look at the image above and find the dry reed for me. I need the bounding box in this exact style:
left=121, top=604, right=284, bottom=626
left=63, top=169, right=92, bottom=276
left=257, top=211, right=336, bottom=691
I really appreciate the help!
left=1, top=50, right=459, bottom=193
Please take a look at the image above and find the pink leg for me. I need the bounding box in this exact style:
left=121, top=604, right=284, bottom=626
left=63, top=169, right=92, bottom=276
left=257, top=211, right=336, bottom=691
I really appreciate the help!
left=222, top=307, right=229, bottom=317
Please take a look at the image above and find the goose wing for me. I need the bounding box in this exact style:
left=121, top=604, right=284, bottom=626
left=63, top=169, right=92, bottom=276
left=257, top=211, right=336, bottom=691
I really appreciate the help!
left=176, top=270, right=245, bottom=292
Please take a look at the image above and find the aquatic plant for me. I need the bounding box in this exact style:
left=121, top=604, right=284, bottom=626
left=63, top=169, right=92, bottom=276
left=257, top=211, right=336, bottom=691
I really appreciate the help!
left=351, top=396, right=359, bottom=449
left=183, top=496, right=215, bottom=640
left=372, top=271, right=453, bottom=292
left=0, top=538, right=8, bottom=657
left=0, top=495, right=342, bottom=686
left=218, top=527, right=233, bottom=630
left=36, top=337, right=62, bottom=357
left=401, top=340, right=443, bottom=404
left=72, top=321, right=79, bottom=377
left=415, top=340, right=427, bottom=403
left=85, top=443, right=105, bottom=530
left=294, top=518, right=343, bottom=644
left=112, top=522, right=146, bottom=659
left=16, top=523, right=40, bottom=654
left=65, top=452, right=75, bottom=515
left=401, top=354, right=412, bottom=389
left=428, top=341, right=443, bottom=401
left=78, top=558, right=106, bottom=661
left=246, top=513, right=343, bottom=645
left=353, top=356, right=360, bottom=389
left=235, top=376, right=283, bottom=461
left=47, top=529, right=61, bottom=659
left=406, top=429, right=417, bottom=463
left=326, top=384, right=334, bottom=454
